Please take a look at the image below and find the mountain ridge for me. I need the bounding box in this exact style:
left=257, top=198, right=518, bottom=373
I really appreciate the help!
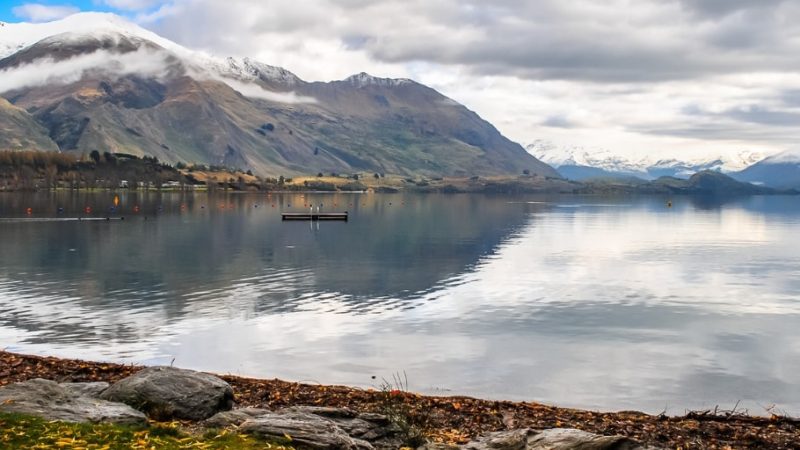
left=0, top=13, right=557, bottom=178
left=527, top=140, right=766, bottom=181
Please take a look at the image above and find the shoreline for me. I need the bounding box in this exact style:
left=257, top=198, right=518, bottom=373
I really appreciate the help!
left=1, top=351, right=798, bottom=449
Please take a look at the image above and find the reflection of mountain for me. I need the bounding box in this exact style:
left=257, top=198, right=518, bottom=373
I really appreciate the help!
left=0, top=193, right=536, bottom=346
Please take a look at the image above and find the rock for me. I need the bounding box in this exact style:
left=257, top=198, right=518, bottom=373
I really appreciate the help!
left=240, top=411, right=374, bottom=450
left=60, top=381, right=110, bottom=398
left=358, top=412, right=391, bottom=426
left=527, top=428, right=642, bottom=450
left=417, top=444, right=460, bottom=450
left=284, top=406, right=359, bottom=419
left=202, top=408, right=271, bottom=428
left=462, top=429, right=532, bottom=450
left=457, top=428, right=652, bottom=450
left=0, top=379, right=147, bottom=426
left=99, top=366, right=234, bottom=421
left=283, top=406, right=395, bottom=444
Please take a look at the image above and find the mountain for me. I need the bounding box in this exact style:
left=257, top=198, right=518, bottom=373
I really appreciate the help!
left=576, top=170, right=780, bottom=196
left=654, top=170, right=774, bottom=195
left=0, top=97, right=58, bottom=152
left=732, top=150, right=800, bottom=189
left=527, top=140, right=764, bottom=181
left=0, top=13, right=557, bottom=178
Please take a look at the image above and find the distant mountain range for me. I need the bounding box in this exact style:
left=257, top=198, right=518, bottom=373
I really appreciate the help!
left=0, top=13, right=556, bottom=178
left=527, top=140, right=800, bottom=189
left=733, top=150, right=800, bottom=189
left=527, top=140, right=765, bottom=179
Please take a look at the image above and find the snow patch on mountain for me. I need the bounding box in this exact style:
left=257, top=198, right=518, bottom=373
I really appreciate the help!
left=527, top=140, right=767, bottom=179
left=214, top=57, right=302, bottom=86
left=759, top=148, right=800, bottom=165
left=0, top=12, right=185, bottom=59
left=527, top=140, right=649, bottom=175
left=0, top=12, right=319, bottom=103
left=344, top=72, right=413, bottom=88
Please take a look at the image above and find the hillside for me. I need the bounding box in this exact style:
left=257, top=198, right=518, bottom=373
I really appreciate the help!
left=0, top=13, right=556, bottom=179
left=732, top=150, right=800, bottom=189
left=0, top=98, right=58, bottom=152
left=574, top=170, right=781, bottom=195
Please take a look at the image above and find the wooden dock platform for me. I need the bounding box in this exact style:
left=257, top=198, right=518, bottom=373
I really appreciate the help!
left=282, top=212, right=348, bottom=221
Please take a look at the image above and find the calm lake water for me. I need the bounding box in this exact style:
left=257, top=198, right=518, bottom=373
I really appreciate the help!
left=1, top=192, right=799, bottom=416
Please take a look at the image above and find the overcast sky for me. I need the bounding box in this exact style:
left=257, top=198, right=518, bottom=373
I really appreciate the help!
left=5, top=0, right=800, bottom=159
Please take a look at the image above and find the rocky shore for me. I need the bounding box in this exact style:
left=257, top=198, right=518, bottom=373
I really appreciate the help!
left=1, top=351, right=798, bottom=449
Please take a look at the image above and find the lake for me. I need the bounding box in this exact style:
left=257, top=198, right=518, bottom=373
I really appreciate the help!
left=1, top=192, right=799, bottom=416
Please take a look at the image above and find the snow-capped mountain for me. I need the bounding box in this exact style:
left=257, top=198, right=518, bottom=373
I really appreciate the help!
left=527, top=140, right=766, bottom=180
left=527, top=140, right=650, bottom=177
left=0, top=13, right=556, bottom=178
left=0, top=13, right=185, bottom=59
left=0, top=12, right=303, bottom=89
left=733, top=149, right=800, bottom=188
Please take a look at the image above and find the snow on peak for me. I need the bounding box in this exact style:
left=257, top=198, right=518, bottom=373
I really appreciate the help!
left=0, top=12, right=184, bottom=58
left=0, top=12, right=309, bottom=97
left=220, top=57, right=301, bottom=85
left=527, top=140, right=649, bottom=174
left=761, top=148, right=800, bottom=165
left=527, top=139, right=767, bottom=176
left=344, top=72, right=412, bottom=88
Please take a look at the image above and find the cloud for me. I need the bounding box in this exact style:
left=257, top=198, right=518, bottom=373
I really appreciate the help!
left=542, top=115, right=575, bottom=129
left=676, top=0, right=788, bottom=17
left=12, top=3, right=79, bottom=22
left=215, top=77, right=318, bottom=104
left=8, top=1, right=800, bottom=161
left=0, top=48, right=174, bottom=93
left=100, top=0, right=162, bottom=11
left=140, top=0, right=800, bottom=83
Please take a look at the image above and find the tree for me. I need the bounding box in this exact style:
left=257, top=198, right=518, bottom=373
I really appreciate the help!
left=317, top=172, right=323, bottom=177
left=522, top=169, right=531, bottom=176
left=374, top=173, right=380, bottom=179
left=89, top=150, right=101, bottom=164
left=44, top=165, right=58, bottom=190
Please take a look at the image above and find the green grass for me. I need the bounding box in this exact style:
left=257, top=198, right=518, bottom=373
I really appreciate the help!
left=0, top=413, right=294, bottom=450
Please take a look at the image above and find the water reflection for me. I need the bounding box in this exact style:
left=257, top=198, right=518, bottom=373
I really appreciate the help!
left=1, top=193, right=799, bottom=416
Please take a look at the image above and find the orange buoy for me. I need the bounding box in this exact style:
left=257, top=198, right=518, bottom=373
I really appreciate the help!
left=26, top=207, right=32, bottom=215
left=85, top=206, right=92, bottom=214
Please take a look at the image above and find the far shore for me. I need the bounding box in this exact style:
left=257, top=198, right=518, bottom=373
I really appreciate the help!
left=1, top=351, right=797, bottom=449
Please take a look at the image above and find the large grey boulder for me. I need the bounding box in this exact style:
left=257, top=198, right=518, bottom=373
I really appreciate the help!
left=61, top=382, right=110, bottom=398
left=0, top=379, right=147, bottom=426
left=240, top=411, right=374, bottom=450
left=99, top=366, right=234, bottom=421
